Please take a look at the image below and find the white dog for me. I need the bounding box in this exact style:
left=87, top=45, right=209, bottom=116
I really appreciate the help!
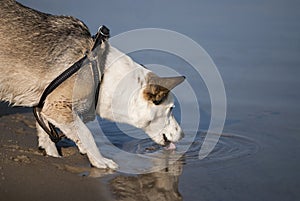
left=0, top=0, right=185, bottom=169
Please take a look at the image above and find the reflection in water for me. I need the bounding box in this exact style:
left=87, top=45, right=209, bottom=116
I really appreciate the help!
left=110, top=159, right=183, bottom=201
left=94, top=118, right=259, bottom=173
left=87, top=119, right=259, bottom=200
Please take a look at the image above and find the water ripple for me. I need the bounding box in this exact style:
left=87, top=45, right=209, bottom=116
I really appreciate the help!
left=121, top=131, right=259, bottom=165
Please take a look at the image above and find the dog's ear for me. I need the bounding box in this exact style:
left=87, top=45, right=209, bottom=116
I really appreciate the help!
left=143, top=73, right=185, bottom=105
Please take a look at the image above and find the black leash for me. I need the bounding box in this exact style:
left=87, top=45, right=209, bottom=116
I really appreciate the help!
left=33, top=25, right=110, bottom=143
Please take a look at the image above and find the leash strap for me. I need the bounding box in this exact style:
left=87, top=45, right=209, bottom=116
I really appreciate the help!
left=33, top=25, right=110, bottom=143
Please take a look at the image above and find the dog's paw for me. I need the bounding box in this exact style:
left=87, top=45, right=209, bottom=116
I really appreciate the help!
left=90, top=157, right=119, bottom=170
left=102, top=157, right=119, bottom=169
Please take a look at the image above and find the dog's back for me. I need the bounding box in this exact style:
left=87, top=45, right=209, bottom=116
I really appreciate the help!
left=0, top=0, right=93, bottom=106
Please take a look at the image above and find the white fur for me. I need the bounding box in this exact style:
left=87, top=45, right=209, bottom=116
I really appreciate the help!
left=98, top=46, right=183, bottom=146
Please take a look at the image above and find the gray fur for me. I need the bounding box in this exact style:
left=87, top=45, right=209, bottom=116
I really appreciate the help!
left=0, top=0, right=93, bottom=106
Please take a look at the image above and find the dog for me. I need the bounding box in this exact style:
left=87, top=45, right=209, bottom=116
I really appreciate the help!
left=0, top=0, right=185, bottom=169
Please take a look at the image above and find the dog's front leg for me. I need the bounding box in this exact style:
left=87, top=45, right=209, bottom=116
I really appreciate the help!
left=36, top=121, right=60, bottom=157
left=52, top=115, right=118, bottom=169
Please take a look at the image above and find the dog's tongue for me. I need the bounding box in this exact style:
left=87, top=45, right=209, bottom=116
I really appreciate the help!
left=164, top=142, right=176, bottom=150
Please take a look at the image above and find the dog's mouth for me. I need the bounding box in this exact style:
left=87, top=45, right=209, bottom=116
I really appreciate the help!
left=163, top=134, right=176, bottom=150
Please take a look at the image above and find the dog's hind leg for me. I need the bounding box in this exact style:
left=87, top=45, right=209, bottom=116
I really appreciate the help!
left=36, top=121, right=60, bottom=157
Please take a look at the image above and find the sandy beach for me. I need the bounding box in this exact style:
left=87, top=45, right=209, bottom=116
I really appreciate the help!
left=0, top=104, right=115, bottom=201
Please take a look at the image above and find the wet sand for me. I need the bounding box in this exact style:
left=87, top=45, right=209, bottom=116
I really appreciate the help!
left=0, top=103, right=114, bottom=201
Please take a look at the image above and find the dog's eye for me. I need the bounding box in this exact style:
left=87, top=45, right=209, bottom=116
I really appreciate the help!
left=153, top=100, right=162, bottom=105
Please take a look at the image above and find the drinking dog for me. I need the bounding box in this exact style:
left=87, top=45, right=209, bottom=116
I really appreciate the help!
left=0, top=0, right=185, bottom=169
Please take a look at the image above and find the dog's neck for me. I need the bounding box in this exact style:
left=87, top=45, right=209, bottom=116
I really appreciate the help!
left=97, top=44, right=150, bottom=125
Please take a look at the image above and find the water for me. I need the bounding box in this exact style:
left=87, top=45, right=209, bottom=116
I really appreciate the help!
left=121, top=131, right=259, bottom=166
left=96, top=118, right=259, bottom=164
left=17, top=0, right=300, bottom=200
left=89, top=119, right=259, bottom=174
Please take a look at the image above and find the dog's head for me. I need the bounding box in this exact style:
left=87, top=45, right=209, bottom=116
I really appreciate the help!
left=137, top=73, right=185, bottom=147
left=97, top=46, right=185, bottom=148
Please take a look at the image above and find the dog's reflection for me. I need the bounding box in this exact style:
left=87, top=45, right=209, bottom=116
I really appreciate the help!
left=109, top=159, right=183, bottom=201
